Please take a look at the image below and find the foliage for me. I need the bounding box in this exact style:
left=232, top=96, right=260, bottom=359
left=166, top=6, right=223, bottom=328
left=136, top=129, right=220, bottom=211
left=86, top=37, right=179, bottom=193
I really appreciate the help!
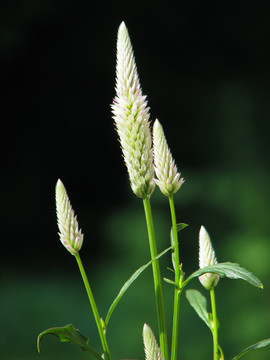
left=37, top=21, right=269, bottom=360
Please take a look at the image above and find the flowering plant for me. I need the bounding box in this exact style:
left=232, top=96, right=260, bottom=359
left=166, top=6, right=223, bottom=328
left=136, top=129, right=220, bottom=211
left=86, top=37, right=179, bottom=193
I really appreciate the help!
left=37, top=22, right=270, bottom=360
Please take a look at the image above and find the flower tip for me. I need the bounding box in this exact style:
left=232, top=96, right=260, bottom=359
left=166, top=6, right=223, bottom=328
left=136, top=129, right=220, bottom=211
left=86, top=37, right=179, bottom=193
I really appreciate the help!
left=198, top=226, right=219, bottom=290
left=119, top=20, right=126, bottom=29
left=153, top=119, right=163, bottom=136
left=143, top=323, right=150, bottom=335
left=153, top=119, right=183, bottom=196
left=118, top=21, right=128, bottom=35
left=55, top=179, right=65, bottom=197
left=153, top=118, right=160, bottom=128
left=143, top=323, right=164, bottom=360
left=199, top=225, right=207, bottom=237
left=55, top=179, right=84, bottom=255
left=56, top=178, right=63, bottom=188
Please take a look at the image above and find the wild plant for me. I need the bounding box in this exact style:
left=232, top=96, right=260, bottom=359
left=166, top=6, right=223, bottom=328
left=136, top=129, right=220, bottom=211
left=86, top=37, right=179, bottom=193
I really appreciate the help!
left=37, top=22, right=269, bottom=360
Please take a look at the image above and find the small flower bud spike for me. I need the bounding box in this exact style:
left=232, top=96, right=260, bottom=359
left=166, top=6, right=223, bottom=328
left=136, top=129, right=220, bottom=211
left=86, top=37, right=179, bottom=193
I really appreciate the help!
left=152, top=119, right=184, bottom=196
left=55, top=179, right=84, bottom=255
left=143, top=323, right=165, bottom=360
left=111, top=21, right=155, bottom=198
left=198, top=226, right=219, bottom=290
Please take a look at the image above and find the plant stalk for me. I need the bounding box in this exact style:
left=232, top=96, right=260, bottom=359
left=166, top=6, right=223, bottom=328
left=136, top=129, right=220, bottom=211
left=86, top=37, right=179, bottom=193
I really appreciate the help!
left=169, top=195, right=182, bottom=360
left=210, top=288, right=219, bottom=360
left=143, top=197, right=169, bottom=360
left=75, top=253, right=111, bottom=360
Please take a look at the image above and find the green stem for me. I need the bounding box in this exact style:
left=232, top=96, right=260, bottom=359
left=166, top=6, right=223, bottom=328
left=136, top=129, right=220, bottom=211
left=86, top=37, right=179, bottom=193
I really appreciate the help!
left=210, top=288, right=219, bottom=360
left=169, top=195, right=181, bottom=360
left=75, top=253, right=112, bottom=360
left=143, top=197, right=169, bottom=360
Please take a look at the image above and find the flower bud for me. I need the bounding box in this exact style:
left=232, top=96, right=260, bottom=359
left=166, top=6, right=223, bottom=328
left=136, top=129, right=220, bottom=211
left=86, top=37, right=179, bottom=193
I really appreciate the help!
left=55, top=179, right=84, bottom=255
left=111, top=22, right=155, bottom=198
left=143, top=323, right=164, bottom=360
left=198, top=226, right=219, bottom=290
left=152, top=119, right=184, bottom=196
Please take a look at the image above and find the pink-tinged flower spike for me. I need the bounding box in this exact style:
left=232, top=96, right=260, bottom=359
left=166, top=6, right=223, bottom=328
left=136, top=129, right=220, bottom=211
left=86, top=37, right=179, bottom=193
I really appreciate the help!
left=152, top=119, right=184, bottom=197
left=199, top=226, right=220, bottom=290
left=143, top=323, right=164, bottom=360
left=111, top=21, right=155, bottom=198
left=55, top=179, right=84, bottom=255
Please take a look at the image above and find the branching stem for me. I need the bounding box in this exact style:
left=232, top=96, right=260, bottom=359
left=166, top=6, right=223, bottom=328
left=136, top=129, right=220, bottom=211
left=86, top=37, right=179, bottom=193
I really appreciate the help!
left=143, top=197, right=169, bottom=360
left=169, top=194, right=182, bottom=360
left=75, top=253, right=111, bottom=360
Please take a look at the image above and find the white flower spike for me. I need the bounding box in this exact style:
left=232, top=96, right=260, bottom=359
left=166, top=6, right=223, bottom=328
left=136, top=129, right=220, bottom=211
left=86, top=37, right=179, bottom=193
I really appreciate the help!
left=198, top=226, right=220, bottom=290
left=111, top=21, right=155, bottom=198
left=143, top=323, right=164, bottom=360
left=153, top=119, right=184, bottom=197
left=55, top=179, right=84, bottom=255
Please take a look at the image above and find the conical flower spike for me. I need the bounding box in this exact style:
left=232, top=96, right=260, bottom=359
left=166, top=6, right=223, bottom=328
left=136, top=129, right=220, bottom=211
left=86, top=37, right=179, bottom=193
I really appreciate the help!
left=55, top=179, right=84, bottom=255
left=111, top=21, right=155, bottom=198
left=143, top=323, right=164, bottom=360
left=198, top=226, right=220, bottom=290
left=153, top=119, right=184, bottom=196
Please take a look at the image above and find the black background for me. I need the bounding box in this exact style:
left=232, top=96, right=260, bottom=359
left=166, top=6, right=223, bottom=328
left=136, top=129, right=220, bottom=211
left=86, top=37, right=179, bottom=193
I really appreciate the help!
left=2, top=0, right=270, bottom=266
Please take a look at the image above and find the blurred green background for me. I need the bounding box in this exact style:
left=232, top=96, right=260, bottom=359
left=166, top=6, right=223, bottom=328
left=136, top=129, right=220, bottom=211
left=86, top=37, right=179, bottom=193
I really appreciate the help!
left=1, top=1, right=270, bottom=359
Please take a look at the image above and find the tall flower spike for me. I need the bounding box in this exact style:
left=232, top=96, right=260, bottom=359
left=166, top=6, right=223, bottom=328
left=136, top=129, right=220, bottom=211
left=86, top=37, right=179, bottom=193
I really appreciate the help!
left=111, top=21, right=155, bottom=198
left=198, top=226, right=220, bottom=290
left=152, top=119, right=184, bottom=197
left=143, top=324, right=164, bottom=360
left=55, top=179, right=84, bottom=255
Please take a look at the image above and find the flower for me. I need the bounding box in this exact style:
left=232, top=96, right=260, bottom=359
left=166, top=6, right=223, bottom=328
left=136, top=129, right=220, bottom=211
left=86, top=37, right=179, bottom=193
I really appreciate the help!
left=111, top=21, right=155, bottom=198
left=198, top=226, right=219, bottom=290
left=55, top=179, right=84, bottom=255
left=143, top=323, right=164, bottom=360
left=152, top=119, right=184, bottom=196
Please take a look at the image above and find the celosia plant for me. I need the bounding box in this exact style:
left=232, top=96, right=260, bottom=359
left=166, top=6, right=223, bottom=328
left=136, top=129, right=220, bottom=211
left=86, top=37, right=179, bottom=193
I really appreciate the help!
left=37, top=21, right=270, bottom=360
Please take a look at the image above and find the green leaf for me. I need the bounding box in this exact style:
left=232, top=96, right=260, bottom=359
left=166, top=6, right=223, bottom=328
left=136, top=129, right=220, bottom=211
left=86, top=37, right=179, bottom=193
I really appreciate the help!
left=170, top=223, right=188, bottom=247
left=181, top=262, right=263, bottom=289
left=185, top=289, right=210, bottom=329
left=105, top=246, right=171, bottom=327
left=37, top=324, right=102, bottom=360
left=163, top=277, right=176, bottom=286
left=232, top=338, right=270, bottom=360
left=170, top=223, right=188, bottom=269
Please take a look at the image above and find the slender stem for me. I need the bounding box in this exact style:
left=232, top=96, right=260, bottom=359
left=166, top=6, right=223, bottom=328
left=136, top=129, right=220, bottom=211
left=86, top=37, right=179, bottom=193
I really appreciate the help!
left=143, top=197, right=169, bottom=360
left=169, top=194, right=181, bottom=360
left=210, top=288, right=219, bottom=360
left=75, top=253, right=112, bottom=360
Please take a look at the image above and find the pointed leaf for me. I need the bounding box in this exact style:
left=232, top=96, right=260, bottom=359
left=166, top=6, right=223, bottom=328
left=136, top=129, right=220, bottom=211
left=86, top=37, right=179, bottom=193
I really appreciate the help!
left=170, top=223, right=188, bottom=247
left=186, top=289, right=210, bottom=329
left=232, top=338, right=270, bottom=360
left=37, top=324, right=102, bottom=360
left=163, top=277, right=176, bottom=286
left=105, top=246, right=171, bottom=327
left=181, top=262, right=263, bottom=289
left=170, top=223, right=188, bottom=269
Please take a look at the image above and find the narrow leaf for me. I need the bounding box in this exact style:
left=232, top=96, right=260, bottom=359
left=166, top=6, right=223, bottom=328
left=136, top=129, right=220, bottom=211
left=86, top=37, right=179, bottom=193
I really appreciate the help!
left=181, top=262, right=263, bottom=289
left=232, top=338, right=270, bottom=360
left=37, top=324, right=102, bottom=360
left=163, top=278, right=176, bottom=286
left=105, top=246, right=171, bottom=327
left=186, top=289, right=210, bottom=329
left=170, top=223, right=188, bottom=269
left=170, top=223, right=188, bottom=247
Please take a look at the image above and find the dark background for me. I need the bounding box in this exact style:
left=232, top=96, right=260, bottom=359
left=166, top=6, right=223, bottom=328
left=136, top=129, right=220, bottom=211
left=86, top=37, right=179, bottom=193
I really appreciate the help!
left=1, top=1, right=270, bottom=359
